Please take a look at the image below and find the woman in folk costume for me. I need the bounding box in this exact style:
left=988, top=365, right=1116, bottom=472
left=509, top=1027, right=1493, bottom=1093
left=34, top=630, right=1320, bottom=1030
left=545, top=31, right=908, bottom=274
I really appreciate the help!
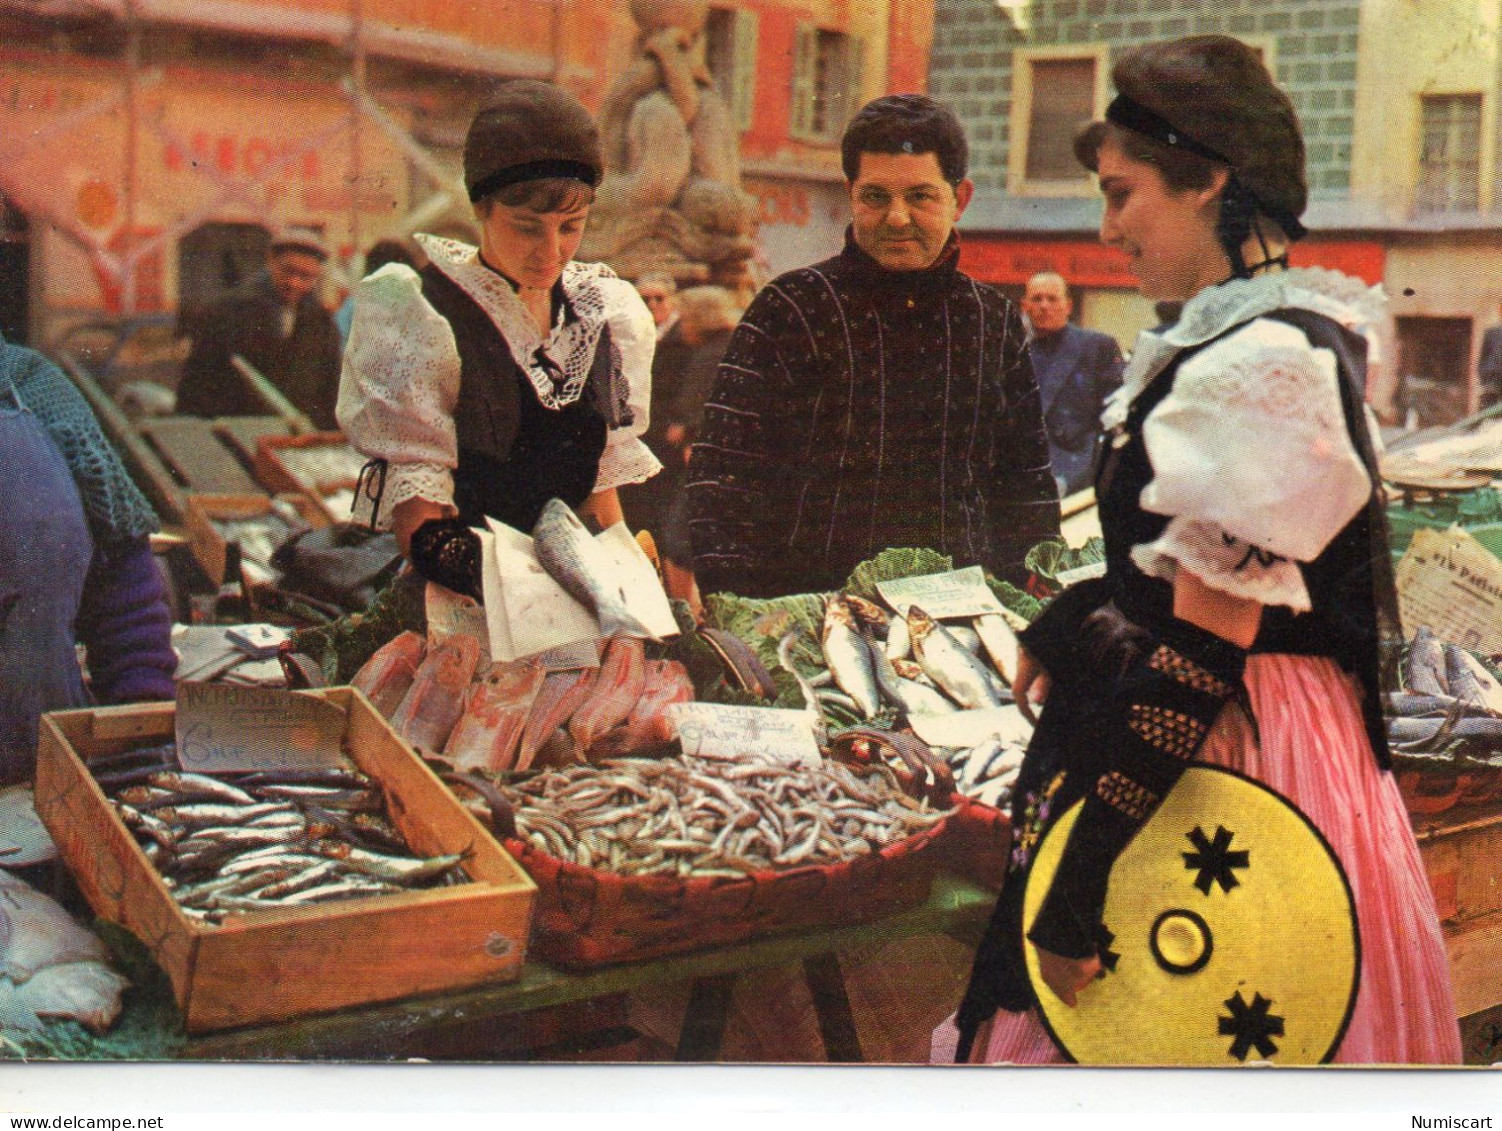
left=936, top=36, right=1461, bottom=1065
left=338, top=79, right=659, bottom=596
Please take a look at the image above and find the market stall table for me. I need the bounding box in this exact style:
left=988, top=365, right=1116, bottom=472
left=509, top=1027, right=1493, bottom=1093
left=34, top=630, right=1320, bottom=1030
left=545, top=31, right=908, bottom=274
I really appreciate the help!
left=170, top=872, right=994, bottom=1062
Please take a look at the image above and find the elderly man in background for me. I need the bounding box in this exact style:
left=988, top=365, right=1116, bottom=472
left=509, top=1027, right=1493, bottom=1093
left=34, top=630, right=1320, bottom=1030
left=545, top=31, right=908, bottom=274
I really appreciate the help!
left=1021, top=271, right=1125, bottom=498
left=689, top=94, right=1058, bottom=597
left=176, top=226, right=343, bottom=430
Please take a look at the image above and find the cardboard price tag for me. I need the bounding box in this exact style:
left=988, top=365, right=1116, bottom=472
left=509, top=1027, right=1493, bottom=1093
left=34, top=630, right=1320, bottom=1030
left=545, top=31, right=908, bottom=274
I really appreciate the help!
left=877, top=566, right=1005, bottom=620
left=175, top=682, right=348, bottom=774
left=667, top=703, right=822, bottom=767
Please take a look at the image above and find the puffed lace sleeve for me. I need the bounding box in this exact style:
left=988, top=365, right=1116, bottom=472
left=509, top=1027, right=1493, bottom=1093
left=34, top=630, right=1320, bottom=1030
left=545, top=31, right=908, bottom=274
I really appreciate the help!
left=1130, top=318, right=1370, bottom=611
left=592, top=275, right=662, bottom=492
left=335, top=263, right=461, bottom=530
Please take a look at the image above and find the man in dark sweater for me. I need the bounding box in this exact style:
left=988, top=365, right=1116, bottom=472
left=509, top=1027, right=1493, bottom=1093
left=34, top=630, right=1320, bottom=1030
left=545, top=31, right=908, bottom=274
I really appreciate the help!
left=687, top=95, right=1059, bottom=597
left=1022, top=272, right=1125, bottom=497
left=176, top=226, right=342, bottom=430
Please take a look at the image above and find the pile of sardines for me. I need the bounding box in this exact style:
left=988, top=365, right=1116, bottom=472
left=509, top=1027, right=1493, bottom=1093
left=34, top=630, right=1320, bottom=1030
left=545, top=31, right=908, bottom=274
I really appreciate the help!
left=1389, top=625, right=1502, bottom=757
left=487, top=754, right=951, bottom=878
left=782, top=596, right=1027, bottom=728
left=92, top=743, right=468, bottom=925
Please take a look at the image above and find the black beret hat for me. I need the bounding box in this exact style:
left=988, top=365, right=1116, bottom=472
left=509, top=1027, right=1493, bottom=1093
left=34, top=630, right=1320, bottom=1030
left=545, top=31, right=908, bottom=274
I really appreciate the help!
left=463, top=79, right=603, bottom=205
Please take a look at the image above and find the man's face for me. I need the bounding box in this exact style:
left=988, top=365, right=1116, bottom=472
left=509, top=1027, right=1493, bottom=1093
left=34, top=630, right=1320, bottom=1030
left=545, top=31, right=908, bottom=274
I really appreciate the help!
left=269, top=250, right=325, bottom=308
left=1023, top=278, right=1072, bottom=335
left=849, top=151, right=973, bottom=272
left=639, top=285, right=677, bottom=328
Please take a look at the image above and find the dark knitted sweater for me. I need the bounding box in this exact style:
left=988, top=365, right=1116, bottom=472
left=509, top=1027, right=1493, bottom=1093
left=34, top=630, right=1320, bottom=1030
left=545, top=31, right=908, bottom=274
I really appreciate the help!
left=687, top=232, right=1059, bottom=597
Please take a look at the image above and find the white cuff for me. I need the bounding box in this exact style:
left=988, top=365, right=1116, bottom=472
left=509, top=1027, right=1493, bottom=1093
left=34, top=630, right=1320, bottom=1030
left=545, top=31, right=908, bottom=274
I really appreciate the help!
left=350, top=462, right=455, bottom=531
left=1131, top=518, right=1312, bottom=612
left=593, top=435, right=663, bottom=492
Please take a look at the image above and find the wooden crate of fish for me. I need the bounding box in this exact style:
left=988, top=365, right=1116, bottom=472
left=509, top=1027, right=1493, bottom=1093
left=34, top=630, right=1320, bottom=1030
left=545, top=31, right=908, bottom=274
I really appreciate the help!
left=183, top=492, right=329, bottom=588
left=35, top=689, right=536, bottom=1033
left=449, top=753, right=957, bottom=969
left=253, top=433, right=368, bottom=525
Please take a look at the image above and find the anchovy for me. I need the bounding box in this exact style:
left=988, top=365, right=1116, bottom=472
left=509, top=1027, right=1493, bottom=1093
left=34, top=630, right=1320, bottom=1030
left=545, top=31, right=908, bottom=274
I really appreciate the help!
left=310, top=840, right=466, bottom=883
left=152, top=802, right=296, bottom=830
left=908, top=606, right=1005, bottom=710
left=531, top=497, right=654, bottom=639
left=1405, top=626, right=1449, bottom=697
left=279, top=878, right=403, bottom=905
left=251, top=784, right=383, bottom=810
left=822, top=596, right=881, bottom=718
left=147, top=772, right=257, bottom=806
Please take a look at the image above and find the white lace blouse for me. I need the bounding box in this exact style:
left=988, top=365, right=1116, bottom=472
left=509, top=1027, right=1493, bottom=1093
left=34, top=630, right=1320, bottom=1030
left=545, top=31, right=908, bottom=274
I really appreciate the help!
left=1106, top=269, right=1384, bottom=613
left=336, top=233, right=661, bottom=530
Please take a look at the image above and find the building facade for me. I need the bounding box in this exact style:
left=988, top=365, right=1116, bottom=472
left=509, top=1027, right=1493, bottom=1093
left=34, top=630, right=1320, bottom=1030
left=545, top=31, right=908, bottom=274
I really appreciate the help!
left=930, top=0, right=1502, bottom=422
left=0, top=0, right=933, bottom=345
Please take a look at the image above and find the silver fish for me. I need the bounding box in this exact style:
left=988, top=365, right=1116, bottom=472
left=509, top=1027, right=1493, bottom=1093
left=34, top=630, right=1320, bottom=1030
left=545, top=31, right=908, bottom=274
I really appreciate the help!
left=146, top=772, right=256, bottom=806
left=311, top=840, right=466, bottom=883
left=908, top=606, right=1005, bottom=710
left=893, top=677, right=960, bottom=716
left=531, top=498, right=654, bottom=639
left=948, top=624, right=985, bottom=656
left=973, top=613, right=1023, bottom=686
left=1444, top=644, right=1502, bottom=717
left=1406, top=627, right=1449, bottom=697
left=822, top=596, right=881, bottom=718
left=778, top=632, right=826, bottom=716
left=885, top=615, right=911, bottom=661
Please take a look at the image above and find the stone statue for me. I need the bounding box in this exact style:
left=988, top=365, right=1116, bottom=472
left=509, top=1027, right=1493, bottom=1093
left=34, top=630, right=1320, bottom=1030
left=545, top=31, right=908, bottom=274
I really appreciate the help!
left=579, top=0, right=759, bottom=296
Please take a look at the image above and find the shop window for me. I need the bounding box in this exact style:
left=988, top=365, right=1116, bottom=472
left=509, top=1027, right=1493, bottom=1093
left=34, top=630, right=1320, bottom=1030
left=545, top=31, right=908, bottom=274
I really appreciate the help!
left=1009, top=48, right=1107, bottom=196
left=1417, top=94, right=1482, bottom=214
left=1395, top=315, right=1473, bottom=427
left=790, top=25, right=864, bottom=145
left=706, top=6, right=759, bottom=132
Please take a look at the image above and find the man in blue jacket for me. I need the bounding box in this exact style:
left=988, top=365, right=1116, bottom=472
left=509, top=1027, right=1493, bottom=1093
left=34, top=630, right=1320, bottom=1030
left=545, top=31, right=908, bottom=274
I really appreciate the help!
left=1022, top=272, right=1125, bottom=497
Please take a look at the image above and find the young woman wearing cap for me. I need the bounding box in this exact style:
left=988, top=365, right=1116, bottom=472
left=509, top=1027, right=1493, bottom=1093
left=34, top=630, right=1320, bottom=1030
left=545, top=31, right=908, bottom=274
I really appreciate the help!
left=337, top=80, right=659, bottom=596
left=940, top=37, right=1461, bottom=1065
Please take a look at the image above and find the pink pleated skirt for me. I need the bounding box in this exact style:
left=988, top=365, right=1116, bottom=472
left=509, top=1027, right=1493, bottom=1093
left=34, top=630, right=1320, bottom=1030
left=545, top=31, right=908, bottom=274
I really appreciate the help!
left=932, top=653, right=1464, bottom=1066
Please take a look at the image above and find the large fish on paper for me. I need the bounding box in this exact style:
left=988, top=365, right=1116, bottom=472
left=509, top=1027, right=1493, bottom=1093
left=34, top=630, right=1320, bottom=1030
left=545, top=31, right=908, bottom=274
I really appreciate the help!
left=568, top=636, right=648, bottom=754
left=443, top=658, right=547, bottom=773
left=531, top=499, right=654, bottom=640
left=517, top=668, right=599, bottom=771
left=390, top=634, right=482, bottom=752
left=350, top=631, right=427, bottom=717
left=908, top=606, right=1005, bottom=710
left=589, top=660, right=696, bottom=757
left=822, top=595, right=881, bottom=718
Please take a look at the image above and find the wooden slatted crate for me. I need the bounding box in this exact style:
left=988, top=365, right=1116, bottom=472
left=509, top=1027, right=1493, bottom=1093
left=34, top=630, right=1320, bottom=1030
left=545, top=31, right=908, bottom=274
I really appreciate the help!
left=36, top=689, right=535, bottom=1034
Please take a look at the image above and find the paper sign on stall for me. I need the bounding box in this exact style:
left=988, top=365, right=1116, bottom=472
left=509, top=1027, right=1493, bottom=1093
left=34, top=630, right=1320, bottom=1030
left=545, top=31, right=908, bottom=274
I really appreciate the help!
left=877, top=566, right=1005, bottom=619
left=909, top=704, right=1033, bottom=749
left=1394, top=525, right=1502, bottom=654
left=668, top=703, right=822, bottom=767
left=175, top=681, right=347, bottom=774
left=480, top=518, right=678, bottom=663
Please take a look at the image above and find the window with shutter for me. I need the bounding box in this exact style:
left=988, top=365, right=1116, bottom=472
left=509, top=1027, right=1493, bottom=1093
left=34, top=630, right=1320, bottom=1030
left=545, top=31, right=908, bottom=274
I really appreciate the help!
left=789, top=24, right=854, bottom=144
left=1008, top=47, right=1109, bottom=196
left=707, top=7, right=760, bottom=133
left=1416, top=94, right=1482, bottom=214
